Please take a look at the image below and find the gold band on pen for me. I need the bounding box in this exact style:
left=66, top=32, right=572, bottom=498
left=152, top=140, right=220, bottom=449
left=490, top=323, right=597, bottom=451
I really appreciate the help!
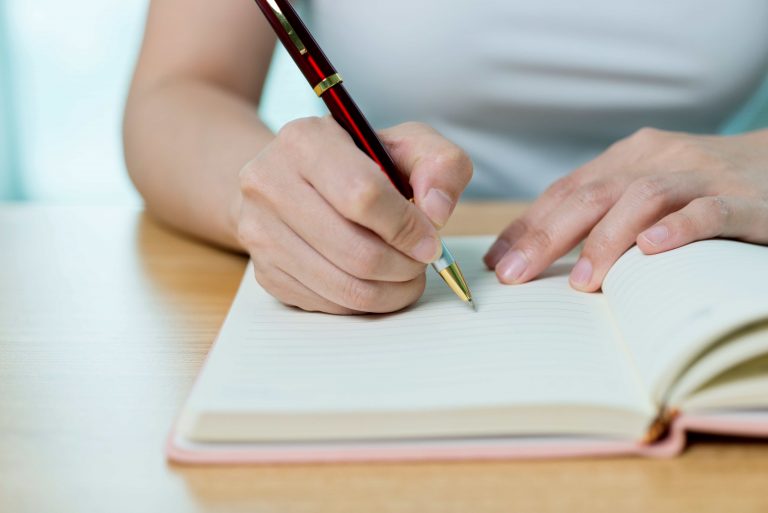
left=313, top=73, right=344, bottom=96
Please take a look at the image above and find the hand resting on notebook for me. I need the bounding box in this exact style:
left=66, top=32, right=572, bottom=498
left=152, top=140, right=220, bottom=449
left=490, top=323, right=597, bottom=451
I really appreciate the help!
left=485, top=128, right=768, bottom=292
left=236, top=118, right=473, bottom=314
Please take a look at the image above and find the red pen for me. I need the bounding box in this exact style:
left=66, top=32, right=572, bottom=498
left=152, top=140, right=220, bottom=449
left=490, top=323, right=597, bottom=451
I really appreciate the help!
left=253, top=0, right=475, bottom=310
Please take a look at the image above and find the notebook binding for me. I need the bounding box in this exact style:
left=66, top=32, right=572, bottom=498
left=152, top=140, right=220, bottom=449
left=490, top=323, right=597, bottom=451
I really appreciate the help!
left=643, top=408, right=679, bottom=444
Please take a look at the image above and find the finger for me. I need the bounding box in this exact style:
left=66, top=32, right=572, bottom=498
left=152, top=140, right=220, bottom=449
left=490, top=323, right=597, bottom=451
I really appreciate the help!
left=269, top=213, right=427, bottom=313
left=484, top=136, right=651, bottom=269
left=239, top=201, right=426, bottom=313
left=252, top=261, right=360, bottom=315
left=282, top=118, right=441, bottom=265
left=637, top=196, right=768, bottom=254
left=573, top=172, right=710, bottom=291
left=380, top=122, right=473, bottom=227
left=268, top=174, right=425, bottom=282
left=493, top=178, right=626, bottom=285
left=484, top=176, right=584, bottom=268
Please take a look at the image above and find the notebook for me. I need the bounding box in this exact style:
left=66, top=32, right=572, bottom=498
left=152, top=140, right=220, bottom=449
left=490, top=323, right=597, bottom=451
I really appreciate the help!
left=167, top=237, right=768, bottom=463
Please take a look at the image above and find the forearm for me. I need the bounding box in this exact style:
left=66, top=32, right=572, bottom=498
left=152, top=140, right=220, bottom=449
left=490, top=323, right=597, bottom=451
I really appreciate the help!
left=123, top=78, right=274, bottom=250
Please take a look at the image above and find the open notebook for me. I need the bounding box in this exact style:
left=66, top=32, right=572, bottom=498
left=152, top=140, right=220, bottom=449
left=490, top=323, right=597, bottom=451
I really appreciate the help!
left=168, top=237, right=768, bottom=463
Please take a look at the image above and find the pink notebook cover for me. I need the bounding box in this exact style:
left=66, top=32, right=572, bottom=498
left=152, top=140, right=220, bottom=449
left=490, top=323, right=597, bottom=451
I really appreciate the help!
left=166, top=326, right=768, bottom=464
left=166, top=413, right=768, bottom=465
left=167, top=332, right=768, bottom=463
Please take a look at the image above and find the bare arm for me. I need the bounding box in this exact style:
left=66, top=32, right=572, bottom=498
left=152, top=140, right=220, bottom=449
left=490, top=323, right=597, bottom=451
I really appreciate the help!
left=123, top=0, right=276, bottom=250
left=124, top=0, right=473, bottom=314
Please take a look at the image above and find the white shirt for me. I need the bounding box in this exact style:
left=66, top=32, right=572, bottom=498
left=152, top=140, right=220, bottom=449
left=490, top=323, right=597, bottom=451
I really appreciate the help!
left=308, top=1, right=768, bottom=198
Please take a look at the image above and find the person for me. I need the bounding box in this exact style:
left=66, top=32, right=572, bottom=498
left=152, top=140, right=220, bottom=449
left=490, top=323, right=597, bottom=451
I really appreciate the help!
left=124, top=0, right=768, bottom=314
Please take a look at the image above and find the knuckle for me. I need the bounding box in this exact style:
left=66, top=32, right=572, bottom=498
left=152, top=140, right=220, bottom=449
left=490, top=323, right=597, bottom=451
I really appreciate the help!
left=707, top=196, right=732, bottom=230
left=346, top=240, right=385, bottom=279
left=379, top=126, right=411, bottom=153
left=630, top=126, right=664, bottom=145
left=510, top=216, right=530, bottom=234
left=585, top=228, right=614, bottom=255
left=628, top=175, right=670, bottom=204
left=682, top=196, right=728, bottom=235
left=279, top=116, right=322, bottom=137
left=575, top=181, right=614, bottom=210
left=523, top=227, right=555, bottom=253
left=545, top=175, right=578, bottom=201
left=500, top=217, right=530, bottom=244
left=399, top=121, right=429, bottom=133
left=347, top=175, right=383, bottom=219
left=712, top=196, right=732, bottom=218
left=276, top=116, right=322, bottom=150
left=389, top=208, right=424, bottom=249
left=432, top=146, right=474, bottom=182
left=676, top=209, right=699, bottom=235
left=238, top=160, right=264, bottom=197
left=341, top=277, right=378, bottom=312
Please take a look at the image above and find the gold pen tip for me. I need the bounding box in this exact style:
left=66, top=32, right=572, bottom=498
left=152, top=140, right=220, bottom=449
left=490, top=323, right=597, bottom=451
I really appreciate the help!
left=468, top=298, right=477, bottom=312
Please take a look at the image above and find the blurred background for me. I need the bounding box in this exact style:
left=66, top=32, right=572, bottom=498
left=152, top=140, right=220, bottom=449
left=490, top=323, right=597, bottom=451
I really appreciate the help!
left=0, top=0, right=321, bottom=204
left=1, top=0, right=767, bottom=204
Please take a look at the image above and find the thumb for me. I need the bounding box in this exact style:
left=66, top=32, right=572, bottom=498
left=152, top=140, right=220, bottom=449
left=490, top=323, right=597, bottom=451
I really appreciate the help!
left=379, top=122, right=473, bottom=227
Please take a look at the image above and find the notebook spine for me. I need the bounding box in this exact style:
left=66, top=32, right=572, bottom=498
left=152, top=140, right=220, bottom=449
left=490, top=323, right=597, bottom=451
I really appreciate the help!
left=643, top=408, right=680, bottom=444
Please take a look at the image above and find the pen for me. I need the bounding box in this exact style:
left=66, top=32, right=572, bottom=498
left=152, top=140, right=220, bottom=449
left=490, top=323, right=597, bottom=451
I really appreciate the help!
left=253, top=0, right=475, bottom=311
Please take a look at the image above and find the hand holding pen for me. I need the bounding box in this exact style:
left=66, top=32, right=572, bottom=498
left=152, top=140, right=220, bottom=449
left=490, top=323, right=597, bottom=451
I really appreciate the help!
left=240, top=0, right=475, bottom=314
left=238, top=116, right=473, bottom=314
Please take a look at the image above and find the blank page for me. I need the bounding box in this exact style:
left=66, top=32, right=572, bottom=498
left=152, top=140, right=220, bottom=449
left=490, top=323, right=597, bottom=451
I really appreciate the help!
left=182, top=237, right=652, bottom=440
left=603, top=240, right=768, bottom=401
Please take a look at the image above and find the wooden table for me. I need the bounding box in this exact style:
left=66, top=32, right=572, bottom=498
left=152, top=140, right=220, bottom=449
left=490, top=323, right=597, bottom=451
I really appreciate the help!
left=1, top=203, right=767, bottom=513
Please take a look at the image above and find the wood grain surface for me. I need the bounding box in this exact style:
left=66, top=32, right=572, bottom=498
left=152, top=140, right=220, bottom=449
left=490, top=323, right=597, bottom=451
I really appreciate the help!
left=1, top=204, right=766, bottom=513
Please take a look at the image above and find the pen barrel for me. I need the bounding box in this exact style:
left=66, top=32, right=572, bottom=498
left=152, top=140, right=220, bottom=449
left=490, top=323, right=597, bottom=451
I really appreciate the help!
left=320, top=84, right=414, bottom=198
left=253, top=0, right=414, bottom=199
left=253, top=0, right=473, bottom=307
left=254, top=0, right=333, bottom=82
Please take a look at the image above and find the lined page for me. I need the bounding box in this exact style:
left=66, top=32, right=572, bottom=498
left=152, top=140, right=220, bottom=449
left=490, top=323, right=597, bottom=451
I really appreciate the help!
left=603, top=240, right=768, bottom=401
left=184, top=237, right=651, bottom=434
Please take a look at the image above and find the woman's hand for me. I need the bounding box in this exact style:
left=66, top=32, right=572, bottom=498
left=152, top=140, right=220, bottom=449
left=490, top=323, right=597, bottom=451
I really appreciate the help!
left=485, top=127, right=768, bottom=291
left=236, top=117, right=473, bottom=314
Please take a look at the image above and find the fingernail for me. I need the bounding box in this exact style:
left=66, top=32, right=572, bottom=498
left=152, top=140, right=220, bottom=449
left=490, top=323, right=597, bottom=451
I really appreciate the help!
left=484, top=238, right=510, bottom=267
left=413, top=236, right=440, bottom=263
left=498, top=250, right=529, bottom=283
left=570, top=257, right=593, bottom=287
left=423, top=188, right=454, bottom=227
left=641, top=225, right=669, bottom=246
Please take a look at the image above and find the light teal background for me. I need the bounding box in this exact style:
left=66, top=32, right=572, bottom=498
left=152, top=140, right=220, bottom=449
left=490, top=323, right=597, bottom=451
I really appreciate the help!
left=722, top=75, right=768, bottom=135
left=0, top=0, right=320, bottom=204
left=0, top=0, right=765, bottom=203
left=0, top=0, right=22, bottom=200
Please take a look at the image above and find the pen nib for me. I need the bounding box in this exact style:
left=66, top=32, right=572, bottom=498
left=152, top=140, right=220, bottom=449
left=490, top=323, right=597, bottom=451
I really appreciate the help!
left=468, top=298, right=477, bottom=312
